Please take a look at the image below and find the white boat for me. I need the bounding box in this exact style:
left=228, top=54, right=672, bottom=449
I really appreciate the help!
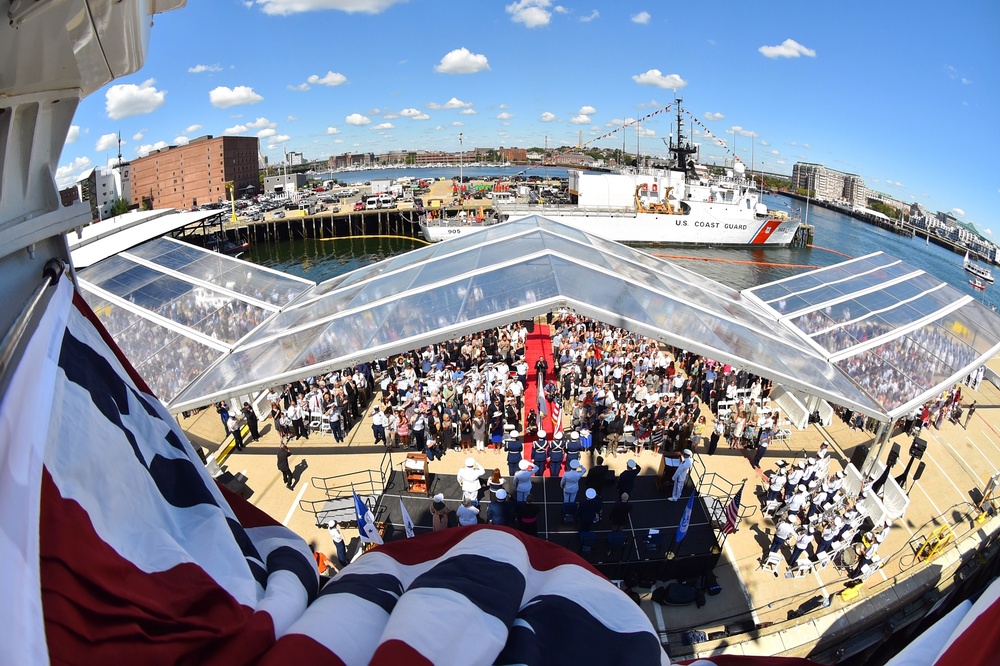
left=420, top=210, right=503, bottom=241
left=964, top=251, right=994, bottom=283
left=492, top=100, right=802, bottom=246
left=971, top=279, right=986, bottom=290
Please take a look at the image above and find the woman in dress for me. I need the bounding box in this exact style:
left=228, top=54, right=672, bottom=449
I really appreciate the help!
left=430, top=493, right=450, bottom=531
left=396, top=409, right=410, bottom=449
left=472, top=408, right=487, bottom=452
left=487, top=468, right=506, bottom=501
left=690, top=415, right=707, bottom=451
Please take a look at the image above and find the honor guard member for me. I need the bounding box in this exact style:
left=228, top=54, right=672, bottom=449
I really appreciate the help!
left=505, top=430, right=524, bottom=477
left=784, top=484, right=809, bottom=519
left=549, top=431, right=566, bottom=476
left=514, top=460, right=535, bottom=503
left=801, top=457, right=819, bottom=486
left=532, top=429, right=549, bottom=477
left=766, top=460, right=788, bottom=505
left=663, top=449, right=694, bottom=501
left=565, top=430, right=582, bottom=468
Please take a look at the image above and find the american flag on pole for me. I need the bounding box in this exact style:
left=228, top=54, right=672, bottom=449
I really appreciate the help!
left=722, top=482, right=746, bottom=535
left=551, top=400, right=563, bottom=434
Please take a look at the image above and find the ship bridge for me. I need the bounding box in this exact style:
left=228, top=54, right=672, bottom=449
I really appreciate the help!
left=74, top=214, right=1000, bottom=427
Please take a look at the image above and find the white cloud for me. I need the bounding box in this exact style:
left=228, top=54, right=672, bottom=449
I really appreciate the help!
left=225, top=124, right=249, bottom=135
left=497, top=112, right=513, bottom=120
left=174, top=136, right=190, bottom=145
left=803, top=143, right=811, bottom=149
left=373, top=122, right=395, bottom=130
left=427, top=97, right=473, bottom=110
left=209, top=85, right=264, bottom=108
left=132, top=130, right=145, bottom=141
left=105, top=78, right=166, bottom=119
left=632, top=69, right=687, bottom=90
left=246, top=117, right=277, bottom=130
left=459, top=108, right=477, bottom=115
left=554, top=5, right=568, bottom=13
left=55, top=156, right=92, bottom=188
left=182, top=124, right=201, bottom=134
left=632, top=11, right=651, bottom=24
left=333, top=138, right=344, bottom=143
left=257, top=128, right=277, bottom=138
left=307, top=71, right=348, bottom=86
left=636, top=99, right=661, bottom=109
left=759, top=139, right=770, bottom=146
left=579, top=9, right=598, bottom=22
left=506, top=0, right=552, bottom=28
left=540, top=111, right=557, bottom=122
left=136, top=141, right=168, bottom=157
left=607, top=117, right=636, bottom=126
left=255, top=0, right=406, bottom=15
left=570, top=114, right=591, bottom=125
left=95, top=133, right=120, bottom=152
left=451, top=121, right=464, bottom=127
left=400, top=108, right=422, bottom=117
left=346, top=113, right=371, bottom=125
left=758, top=39, right=816, bottom=59
left=578, top=105, right=597, bottom=115
left=637, top=127, right=656, bottom=138
left=727, top=126, right=757, bottom=138
left=499, top=103, right=508, bottom=109
left=435, top=47, right=490, bottom=74
left=287, top=115, right=298, bottom=121
left=65, top=126, right=81, bottom=144
left=188, top=64, right=222, bottom=73
left=703, top=112, right=724, bottom=121
left=768, top=149, right=780, bottom=155
left=266, top=135, right=292, bottom=148
left=327, top=127, right=341, bottom=134
left=288, top=82, right=310, bottom=91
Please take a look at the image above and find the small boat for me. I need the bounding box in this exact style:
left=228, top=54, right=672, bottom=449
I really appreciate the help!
left=970, top=279, right=986, bottom=290
left=203, top=233, right=249, bottom=258
left=964, top=251, right=994, bottom=283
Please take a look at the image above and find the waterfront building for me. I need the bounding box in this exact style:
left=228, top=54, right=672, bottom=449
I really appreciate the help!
left=792, top=162, right=866, bottom=207
left=330, top=152, right=375, bottom=169
left=75, top=163, right=131, bottom=221
left=287, top=151, right=305, bottom=167
left=129, top=135, right=259, bottom=210
left=263, top=172, right=307, bottom=197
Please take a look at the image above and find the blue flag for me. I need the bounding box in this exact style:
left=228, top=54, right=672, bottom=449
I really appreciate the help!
left=354, top=491, right=383, bottom=545
left=676, top=491, right=696, bottom=544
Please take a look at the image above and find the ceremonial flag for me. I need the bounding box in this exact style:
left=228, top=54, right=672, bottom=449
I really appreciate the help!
left=676, top=491, right=696, bottom=544
left=400, top=498, right=415, bottom=538
left=551, top=400, right=563, bottom=434
left=354, top=491, right=383, bottom=545
left=722, top=482, right=746, bottom=535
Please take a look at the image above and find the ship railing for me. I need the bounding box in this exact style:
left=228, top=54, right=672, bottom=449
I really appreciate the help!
left=497, top=203, right=636, bottom=217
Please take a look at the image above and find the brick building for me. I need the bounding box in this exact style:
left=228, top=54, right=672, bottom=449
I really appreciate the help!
left=129, top=135, right=259, bottom=210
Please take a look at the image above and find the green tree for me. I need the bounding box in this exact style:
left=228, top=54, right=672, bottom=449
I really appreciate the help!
left=110, top=197, right=131, bottom=216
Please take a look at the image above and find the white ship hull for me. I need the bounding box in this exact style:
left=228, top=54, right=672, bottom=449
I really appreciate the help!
left=502, top=207, right=800, bottom=246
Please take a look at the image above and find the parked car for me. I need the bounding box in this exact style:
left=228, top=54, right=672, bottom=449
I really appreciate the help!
left=353, top=200, right=365, bottom=211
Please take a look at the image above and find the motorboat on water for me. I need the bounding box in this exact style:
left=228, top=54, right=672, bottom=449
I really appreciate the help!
left=964, top=250, right=995, bottom=283
left=971, top=278, right=987, bottom=290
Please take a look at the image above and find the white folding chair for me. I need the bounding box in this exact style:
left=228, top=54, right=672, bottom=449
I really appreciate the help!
left=761, top=551, right=782, bottom=574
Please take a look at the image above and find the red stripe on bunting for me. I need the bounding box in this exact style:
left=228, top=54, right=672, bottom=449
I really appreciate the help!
left=39, top=469, right=275, bottom=665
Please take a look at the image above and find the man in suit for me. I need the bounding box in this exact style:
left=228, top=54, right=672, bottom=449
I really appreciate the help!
left=277, top=442, right=293, bottom=488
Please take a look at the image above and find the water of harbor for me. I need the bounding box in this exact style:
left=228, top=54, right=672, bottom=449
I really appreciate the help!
left=246, top=194, right=997, bottom=312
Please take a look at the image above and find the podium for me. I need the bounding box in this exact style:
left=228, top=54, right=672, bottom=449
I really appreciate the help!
left=405, top=453, right=429, bottom=496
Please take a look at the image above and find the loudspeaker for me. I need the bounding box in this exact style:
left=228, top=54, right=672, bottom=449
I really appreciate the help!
left=913, top=461, right=926, bottom=482
left=850, top=444, right=870, bottom=470
left=886, top=442, right=901, bottom=468
left=910, top=437, right=928, bottom=460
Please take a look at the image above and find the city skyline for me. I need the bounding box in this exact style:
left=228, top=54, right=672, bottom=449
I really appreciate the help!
left=57, top=0, right=998, bottom=236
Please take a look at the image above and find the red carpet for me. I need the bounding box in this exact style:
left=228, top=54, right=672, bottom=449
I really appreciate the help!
left=522, top=323, right=564, bottom=478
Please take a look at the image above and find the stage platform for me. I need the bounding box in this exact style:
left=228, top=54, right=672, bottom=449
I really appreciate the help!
left=373, top=469, right=722, bottom=582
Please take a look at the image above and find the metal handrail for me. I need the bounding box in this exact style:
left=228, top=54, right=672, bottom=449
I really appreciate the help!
left=0, top=258, right=65, bottom=387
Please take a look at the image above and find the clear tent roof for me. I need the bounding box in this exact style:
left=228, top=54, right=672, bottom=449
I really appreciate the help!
left=80, top=217, right=1000, bottom=421
left=744, top=252, right=1000, bottom=417
left=76, top=236, right=313, bottom=403
left=166, top=217, right=916, bottom=418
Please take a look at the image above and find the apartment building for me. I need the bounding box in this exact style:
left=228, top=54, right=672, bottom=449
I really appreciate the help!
left=129, top=135, right=259, bottom=210
left=792, top=162, right=866, bottom=207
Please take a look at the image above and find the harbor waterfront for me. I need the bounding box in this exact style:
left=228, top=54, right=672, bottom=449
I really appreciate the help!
left=246, top=194, right=997, bottom=311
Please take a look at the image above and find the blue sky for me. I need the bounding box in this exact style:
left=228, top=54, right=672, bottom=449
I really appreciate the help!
left=58, top=0, right=998, bottom=237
